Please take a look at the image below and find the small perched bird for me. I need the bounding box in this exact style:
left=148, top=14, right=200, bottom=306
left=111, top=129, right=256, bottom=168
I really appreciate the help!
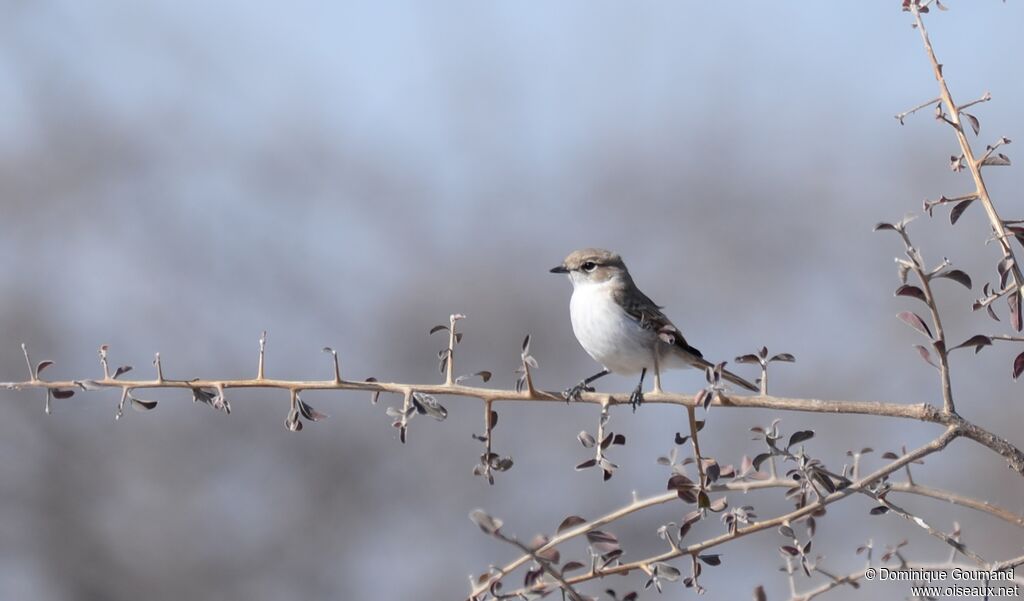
left=551, top=248, right=758, bottom=408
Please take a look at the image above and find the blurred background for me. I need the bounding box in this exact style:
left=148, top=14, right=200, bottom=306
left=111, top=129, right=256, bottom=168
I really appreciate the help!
left=1, top=2, right=1023, bottom=599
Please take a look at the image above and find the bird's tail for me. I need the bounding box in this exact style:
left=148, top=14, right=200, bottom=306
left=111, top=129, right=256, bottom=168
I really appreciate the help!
left=686, top=355, right=759, bottom=393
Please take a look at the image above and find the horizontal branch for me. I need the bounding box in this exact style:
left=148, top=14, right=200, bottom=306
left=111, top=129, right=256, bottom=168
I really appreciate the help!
left=7, top=369, right=1024, bottom=474
left=1, top=375, right=943, bottom=419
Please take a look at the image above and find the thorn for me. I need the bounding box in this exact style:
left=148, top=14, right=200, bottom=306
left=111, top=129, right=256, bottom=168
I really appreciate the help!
left=257, top=331, right=267, bottom=380
left=21, top=343, right=35, bottom=381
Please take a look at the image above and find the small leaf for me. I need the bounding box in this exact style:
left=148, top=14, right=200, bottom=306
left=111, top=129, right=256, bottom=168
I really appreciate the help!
left=752, top=452, right=772, bottom=472
left=429, top=325, right=448, bottom=335
left=882, top=451, right=900, bottom=460
left=895, top=284, right=927, bottom=302
left=298, top=399, right=328, bottom=422
left=779, top=545, right=800, bottom=556
left=578, top=431, right=596, bottom=448
left=981, top=153, right=1012, bottom=167
left=874, top=222, right=898, bottom=232
left=36, top=360, right=54, bottom=376
left=788, top=430, right=814, bottom=448
left=411, top=392, right=447, bottom=421
left=475, top=371, right=492, bottom=383
left=698, top=554, right=721, bottom=566
left=674, top=432, right=689, bottom=445
left=934, top=269, right=972, bottom=289
left=1004, top=295, right=1021, bottom=333
left=897, top=311, right=933, bottom=339
left=734, top=354, right=761, bottom=364
left=469, top=509, right=502, bottom=535
left=130, top=396, right=158, bottom=411
left=113, top=365, right=133, bottom=379
left=1013, top=352, right=1024, bottom=380
left=914, top=345, right=939, bottom=369
left=952, top=335, right=992, bottom=353
left=585, top=530, right=620, bottom=553
left=557, top=515, right=587, bottom=533
left=950, top=199, right=973, bottom=225
left=52, top=389, right=75, bottom=399
left=870, top=506, right=890, bottom=515
left=768, top=353, right=795, bottom=363
left=963, top=112, right=980, bottom=135
left=575, top=459, right=597, bottom=470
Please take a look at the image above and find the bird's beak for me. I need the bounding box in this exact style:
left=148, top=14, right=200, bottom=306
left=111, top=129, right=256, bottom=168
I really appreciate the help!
left=549, top=264, right=569, bottom=274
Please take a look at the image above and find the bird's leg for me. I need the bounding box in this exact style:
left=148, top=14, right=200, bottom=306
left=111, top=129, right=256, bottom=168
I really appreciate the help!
left=630, top=368, right=647, bottom=412
left=652, top=353, right=663, bottom=394
left=563, top=369, right=609, bottom=402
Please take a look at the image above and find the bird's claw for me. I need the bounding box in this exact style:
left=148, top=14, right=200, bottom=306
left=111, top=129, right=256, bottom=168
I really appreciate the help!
left=629, top=385, right=644, bottom=412
left=562, top=382, right=595, bottom=403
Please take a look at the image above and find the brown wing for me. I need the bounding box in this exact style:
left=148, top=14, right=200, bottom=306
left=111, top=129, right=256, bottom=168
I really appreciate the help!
left=613, top=286, right=704, bottom=359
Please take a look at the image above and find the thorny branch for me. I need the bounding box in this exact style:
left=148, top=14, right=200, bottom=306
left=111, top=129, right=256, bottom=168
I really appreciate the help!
left=482, top=429, right=962, bottom=599
left=470, top=471, right=1024, bottom=599
left=904, top=2, right=1024, bottom=329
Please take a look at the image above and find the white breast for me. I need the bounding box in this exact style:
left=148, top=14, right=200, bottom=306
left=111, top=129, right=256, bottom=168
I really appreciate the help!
left=569, top=281, right=658, bottom=375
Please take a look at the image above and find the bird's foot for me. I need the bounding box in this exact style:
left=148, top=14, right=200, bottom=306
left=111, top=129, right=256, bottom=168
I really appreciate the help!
left=629, top=384, right=644, bottom=412
left=562, top=381, right=595, bottom=403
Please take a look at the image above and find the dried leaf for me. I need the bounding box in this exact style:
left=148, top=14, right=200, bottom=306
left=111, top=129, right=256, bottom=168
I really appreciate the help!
left=1010, top=292, right=1022, bottom=332
left=557, top=515, right=587, bottom=533
left=952, top=335, right=992, bottom=353
left=411, top=392, right=447, bottom=421
left=130, top=396, right=158, bottom=411
left=469, top=509, right=502, bottom=535
left=1013, top=352, right=1024, bottom=380
left=914, top=345, right=939, bottom=369
left=934, top=269, right=972, bottom=289
left=562, top=561, right=585, bottom=573
left=788, top=430, right=814, bottom=448
left=298, top=399, right=328, bottom=422
left=963, top=112, right=980, bottom=135
left=895, top=284, right=927, bottom=302
left=950, top=199, right=973, bottom=225
left=897, top=311, right=933, bottom=339
left=981, top=153, right=1011, bottom=167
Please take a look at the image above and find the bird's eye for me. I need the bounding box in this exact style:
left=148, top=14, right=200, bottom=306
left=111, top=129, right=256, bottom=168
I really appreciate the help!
left=581, top=261, right=597, bottom=272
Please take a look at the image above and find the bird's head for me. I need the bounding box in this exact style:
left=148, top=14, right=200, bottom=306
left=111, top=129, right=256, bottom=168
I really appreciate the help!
left=550, top=248, right=628, bottom=287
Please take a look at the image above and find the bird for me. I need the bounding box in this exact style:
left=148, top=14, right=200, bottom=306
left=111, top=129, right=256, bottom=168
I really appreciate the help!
left=550, top=248, right=758, bottom=409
